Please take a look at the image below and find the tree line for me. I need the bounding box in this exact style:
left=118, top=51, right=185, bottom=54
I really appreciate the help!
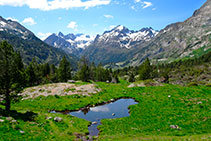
left=0, top=41, right=119, bottom=111
left=1, top=41, right=210, bottom=111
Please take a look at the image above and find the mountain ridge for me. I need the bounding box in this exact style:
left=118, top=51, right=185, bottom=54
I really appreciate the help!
left=0, top=16, right=78, bottom=68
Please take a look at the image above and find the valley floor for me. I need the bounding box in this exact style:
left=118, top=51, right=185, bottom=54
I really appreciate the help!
left=0, top=80, right=211, bottom=140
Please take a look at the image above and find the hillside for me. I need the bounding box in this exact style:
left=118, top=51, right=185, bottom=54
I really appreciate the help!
left=81, top=0, right=211, bottom=67
left=82, top=26, right=158, bottom=65
left=0, top=16, right=78, bottom=67
left=127, top=0, right=211, bottom=66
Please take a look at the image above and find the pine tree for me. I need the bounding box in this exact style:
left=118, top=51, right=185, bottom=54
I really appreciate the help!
left=25, top=61, right=36, bottom=86
left=139, top=58, right=152, bottom=80
left=0, top=41, right=24, bottom=111
left=58, top=56, right=72, bottom=82
left=77, top=56, right=90, bottom=82
left=128, top=72, right=135, bottom=82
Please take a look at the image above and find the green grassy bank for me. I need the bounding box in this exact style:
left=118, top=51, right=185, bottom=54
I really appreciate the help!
left=1, top=81, right=211, bottom=140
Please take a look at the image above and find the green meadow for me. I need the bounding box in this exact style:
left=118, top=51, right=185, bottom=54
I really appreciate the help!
left=1, top=80, right=211, bottom=140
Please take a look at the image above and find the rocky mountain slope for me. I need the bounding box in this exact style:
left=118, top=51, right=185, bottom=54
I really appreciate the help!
left=127, top=0, right=211, bottom=66
left=82, top=25, right=158, bottom=65
left=83, top=0, right=211, bottom=67
left=44, top=32, right=95, bottom=56
left=0, top=16, right=78, bottom=67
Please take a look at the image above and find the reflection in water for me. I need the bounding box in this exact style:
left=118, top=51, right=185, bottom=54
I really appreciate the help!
left=69, top=98, right=138, bottom=136
left=90, top=106, right=110, bottom=112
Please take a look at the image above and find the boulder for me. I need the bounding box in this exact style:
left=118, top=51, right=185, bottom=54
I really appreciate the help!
left=128, top=83, right=136, bottom=88
left=68, top=80, right=76, bottom=83
left=6, top=117, right=13, bottom=121
left=11, top=120, right=17, bottom=123
left=20, top=131, right=25, bottom=134
left=54, top=117, right=63, bottom=122
left=46, top=116, right=52, bottom=120
left=92, top=121, right=97, bottom=124
left=170, top=125, right=181, bottom=130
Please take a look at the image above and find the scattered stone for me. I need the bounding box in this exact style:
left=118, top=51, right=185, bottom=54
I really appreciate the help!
left=20, top=130, right=25, bottom=134
left=137, top=82, right=146, bottom=87
left=68, top=80, right=76, bottom=83
left=92, top=121, right=97, bottom=124
left=128, top=83, right=136, bottom=88
left=6, top=117, right=13, bottom=121
left=170, top=125, right=181, bottom=130
left=110, top=99, right=114, bottom=102
left=54, top=117, right=63, bottom=122
left=112, top=113, right=115, bottom=116
left=0, top=119, right=4, bottom=122
left=197, top=101, right=202, bottom=104
left=46, top=117, right=52, bottom=120
left=11, top=120, right=17, bottom=123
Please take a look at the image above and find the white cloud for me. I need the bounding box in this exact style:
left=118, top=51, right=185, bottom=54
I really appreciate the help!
left=22, top=17, right=36, bottom=25
left=135, top=0, right=141, bottom=2
left=104, top=14, right=114, bottom=19
left=0, top=0, right=111, bottom=11
left=37, top=32, right=52, bottom=40
left=142, top=1, right=152, bottom=9
left=90, top=106, right=109, bottom=112
left=6, top=17, right=18, bottom=22
left=152, top=8, right=156, bottom=11
left=134, top=0, right=153, bottom=9
left=58, top=17, right=62, bottom=20
left=67, top=21, right=78, bottom=30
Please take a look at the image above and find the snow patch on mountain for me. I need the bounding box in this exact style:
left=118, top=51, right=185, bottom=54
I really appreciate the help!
left=97, top=25, right=159, bottom=49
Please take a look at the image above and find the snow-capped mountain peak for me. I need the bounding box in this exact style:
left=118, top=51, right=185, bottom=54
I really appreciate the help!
left=0, top=16, right=33, bottom=40
left=97, top=25, right=159, bottom=49
left=44, top=32, right=95, bottom=55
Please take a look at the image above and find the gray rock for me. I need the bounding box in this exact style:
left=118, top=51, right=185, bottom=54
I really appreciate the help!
left=11, top=120, right=17, bottom=123
left=110, top=99, right=114, bottom=102
left=68, top=80, right=76, bottom=83
left=6, top=117, right=13, bottom=121
left=0, top=119, right=4, bottom=122
left=20, top=130, right=25, bottom=134
left=92, top=121, right=97, bottom=124
left=197, top=101, right=202, bottom=104
left=170, top=125, right=181, bottom=130
left=54, top=117, right=63, bottom=122
left=128, top=83, right=136, bottom=88
left=46, top=117, right=52, bottom=120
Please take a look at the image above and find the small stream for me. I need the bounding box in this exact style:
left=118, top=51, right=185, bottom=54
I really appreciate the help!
left=68, top=98, right=138, bottom=136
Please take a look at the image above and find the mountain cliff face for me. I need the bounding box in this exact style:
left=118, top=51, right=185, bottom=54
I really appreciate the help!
left=44, top=32, right=95, bottom=56
left=127, top=0, right=211, bottom=66
left=82, top=25, right=158, bottom=65
left=0, top=16, right=78, bottom=67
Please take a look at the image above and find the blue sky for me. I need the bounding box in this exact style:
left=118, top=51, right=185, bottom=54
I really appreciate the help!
left=0, top=0, right=206, bottom=40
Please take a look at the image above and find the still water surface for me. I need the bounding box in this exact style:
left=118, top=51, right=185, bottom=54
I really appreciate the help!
left=69, top=98, right=138, bottom=136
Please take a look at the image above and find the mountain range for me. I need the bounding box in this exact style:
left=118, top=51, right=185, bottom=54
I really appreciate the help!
left=44, top=32, right=95, bottom=56
left=0, top=16, right=78, bottom=67
left=44, top=0, right=211, bottom=67
left=0, top=0, right=210, bottom=68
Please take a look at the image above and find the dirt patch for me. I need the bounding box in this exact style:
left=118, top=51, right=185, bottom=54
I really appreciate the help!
left=19, top=83, right=101, bottom=99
